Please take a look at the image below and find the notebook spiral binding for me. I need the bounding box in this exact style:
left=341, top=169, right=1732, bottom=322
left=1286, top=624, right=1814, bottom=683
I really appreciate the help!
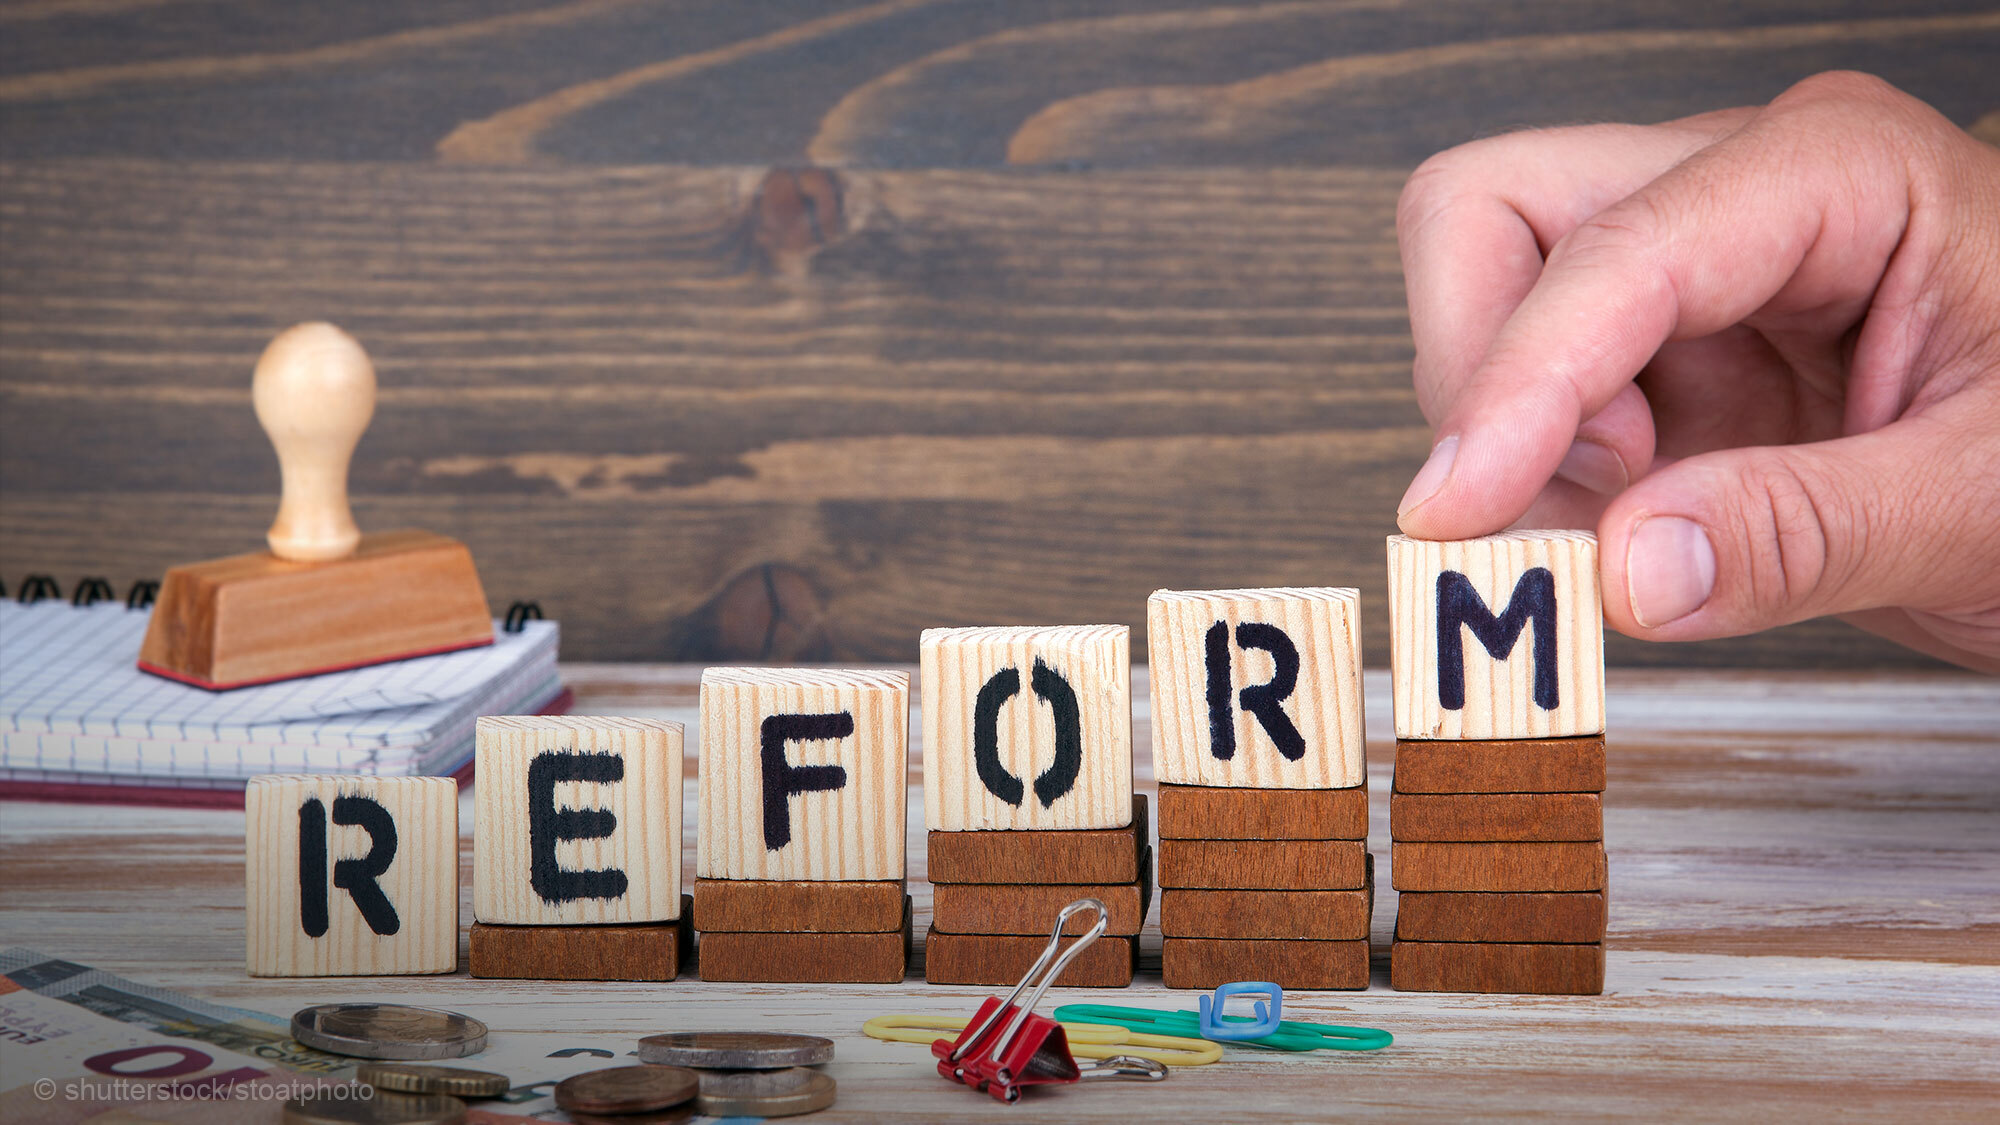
left=9, top=575, right=537, bottom=624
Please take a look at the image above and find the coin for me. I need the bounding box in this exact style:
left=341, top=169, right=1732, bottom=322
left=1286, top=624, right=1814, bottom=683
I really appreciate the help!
left=565, top=1108, right=694, bottom=1125
left=694, top=1068, right=837, bottom=1118
left=282, top=1088, right=466, bottom=1125
left=636, top=1031, right=835, bottom=1069
left=292, top=1004, right=490, bottom=1060
left=554, top=1065, right=700, bottom=1115
left=357, top=1063, right=511, bottom=1098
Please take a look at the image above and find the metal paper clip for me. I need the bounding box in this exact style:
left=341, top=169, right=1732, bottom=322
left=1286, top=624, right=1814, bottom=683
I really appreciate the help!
left=1198, top=981, right=1283, bottom=1041
left=932, top=899, right=1167, bottom=1103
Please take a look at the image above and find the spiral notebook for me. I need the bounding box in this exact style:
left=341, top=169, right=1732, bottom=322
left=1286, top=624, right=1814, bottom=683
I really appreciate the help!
left=0, top=589, right=569, bottom=808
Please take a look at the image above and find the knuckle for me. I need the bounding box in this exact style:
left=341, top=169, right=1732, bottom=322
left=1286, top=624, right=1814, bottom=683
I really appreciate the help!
left=1771, top=70, right=1908, bottom=113
left=1729, top=453, right=1860, bottom=614
left=1396, top=149, right=1472, bottom=240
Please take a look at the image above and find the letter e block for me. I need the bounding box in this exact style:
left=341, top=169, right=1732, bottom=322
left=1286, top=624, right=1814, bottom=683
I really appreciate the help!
left=922, top=625, right=1132, bottom=831
left=1387, top=532, right=1604, bottom=740
left=1148, top=588, right=1364, bottom=788
left=245, top=775, right=456, bottom=976
left=474, top=717, right=683, bottom=925
left=697, top=668, right=909, bottom=881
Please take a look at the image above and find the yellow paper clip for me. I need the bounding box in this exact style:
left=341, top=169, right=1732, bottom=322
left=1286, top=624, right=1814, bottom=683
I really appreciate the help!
left=862, top=1013, right=1223, bottom=1067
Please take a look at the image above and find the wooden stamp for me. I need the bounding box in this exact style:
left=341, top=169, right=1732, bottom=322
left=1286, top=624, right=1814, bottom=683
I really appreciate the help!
left=1160, top=882, right=1373, bottom=941
left=245, top=775, right=456, bottom=976
left=1391, top=842, right=1607, bottom=892
left=1157, top=839, right=1369, bottom=890
left=923, top=928, right=1138, bottom=987
left=1386, top=532, right=1604, bottom=740
left=1391, top=940, right=1604, bottom=994
left=1395, top=892, right=1606, bottom=943
left=697, top=897, right=911, bottom=983
left=1162, top=937, right=1370, bottom=990
left=470, top=897, right=694, bottom=981
left=930, top=853, right=1152, bottom=936
left=927, top=795, right=1148, bottom=884
left=1146, top=588, right=1365, bottom=789
left=1392, top=737, right=1606, bottom=794
left=692, top=879, right=905, bottom=933
left=1390, top=793, right=1603, bottom=842
left=474, top=716, right=683, bottom=926
left=921, top=625, right=1132, bottom=831
left=696, top=667, right=908, bottom=882
left=140, top=324, right=492, bottom=689
left=1157, top=783, right=1367, bottom=840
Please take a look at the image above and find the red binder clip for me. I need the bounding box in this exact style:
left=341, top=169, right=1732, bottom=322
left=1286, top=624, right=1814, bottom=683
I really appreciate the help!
left=932, top=898, right=1166, bottom=1103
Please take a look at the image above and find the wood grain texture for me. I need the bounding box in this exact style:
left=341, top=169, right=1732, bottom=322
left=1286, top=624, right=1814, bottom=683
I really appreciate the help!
left=1146, top=588, right=1365, bottom=788
left=1156, top=839, right=1369, bottom=891
left=1391, top=842, right=1608, bottom=893
left=469, top=910, right=692, bottom=981
left=473, top=715, right=683, bottom=924
left=244, top=774, right=456, bottom=976
left=698, top=898, right=911, bottom=984
left=1160, top=885, right=1373, bottom=942
left=929, top=857, right=1151, bottom=937
left=1157, top=783, right=1368, bottom=840
left=692, top=878, right=905, bottom=933
left=1394, top=892, right=1607, bottom=944
left=923, top=929, right=1137, bottom=989
left=1388, top=533, right=1605, bottom=740
left=1161, top=936, right=1370, bottom=991
left=1391, top=941, right=1605, bottom=995
left=925, top=795, right=1148, bottom=885
left=921, top=625, right=1132, bottom=831
left=696, top=667, right=908, bottom=881
left=1392, top=737, right=1608, bottom=794
left=1390, top=793, right=1603, bottom=842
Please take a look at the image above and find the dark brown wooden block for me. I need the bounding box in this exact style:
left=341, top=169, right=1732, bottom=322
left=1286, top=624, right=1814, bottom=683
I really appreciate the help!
left=1392, top=737, right=1606, bottom=794
left=1158, top=784, right=1368, bottom=840
left=698, top=897, right=911, bottom=983
left=693, top=879, right=905, bottom=933
left=1391, top=940, right=1604, bottom=994
left=1162, top=937, right=1370, bottom=990
left=469, top=896, right=693, bottom=981
left=1392, top=842, right=1607, bottom=892
left=1161, top=871, right=1372, bottom=941
left=932, top=851, right=1151, bottom=936
left=926, top=795, right=1147, bottom=885
left=923, top=927, right=1137, bottom=987
left=1395, top=892, right=1607, bottom=943
left=1390, top=793, right=1603, bottom=842
left=1158, top=839, right=1369, bottom=890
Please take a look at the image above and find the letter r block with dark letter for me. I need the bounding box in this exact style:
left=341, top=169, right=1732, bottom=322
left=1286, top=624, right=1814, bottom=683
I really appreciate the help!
left=246, top=775, right=457, bottom=976
left=474, top=716, right=684, bottom=924
left=1387, top=532, right=1605, bottom=740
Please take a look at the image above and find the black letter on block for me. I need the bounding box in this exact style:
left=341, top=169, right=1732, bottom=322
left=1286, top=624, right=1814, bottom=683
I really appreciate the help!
left=1233, top=622, right=1306, bottom=761
left=527, top=751, right=629, bottom=905
left=1029, top=659, right=1083, bottom=808
left=1204, top=622, right=1237, bottom=761
left=760, top=713, right=853, bottom=851
left=973, top=661, right=1086, bottom=808
left=298, top=798, right=329, bottom=938
left=973, top=668, right=1025, bottom=805
left=330, top=796, right=400, bottom=936
left=1436, top=568, right=1558, bottom=711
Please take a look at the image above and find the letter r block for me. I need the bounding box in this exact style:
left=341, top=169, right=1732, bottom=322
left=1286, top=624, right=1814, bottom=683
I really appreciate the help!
left=922, top=625, right=1132, bottom=832
left=474, top=717, right=683, bottom=925
left=246, top=775, right=456, bottom=976
left=1387, top=532, right=1605, bottom=740
left=697, top=668, right=909, bottom=881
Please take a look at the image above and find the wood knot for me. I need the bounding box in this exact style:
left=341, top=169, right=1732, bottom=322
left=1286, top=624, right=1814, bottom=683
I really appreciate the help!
left=687, top=563, right=832, bottom=661
left=748, top=167, right=846, bottom=275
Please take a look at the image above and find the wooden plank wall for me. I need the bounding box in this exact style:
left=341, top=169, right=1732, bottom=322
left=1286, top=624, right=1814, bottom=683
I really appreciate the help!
left=4, top=0, right=1997, bottom=666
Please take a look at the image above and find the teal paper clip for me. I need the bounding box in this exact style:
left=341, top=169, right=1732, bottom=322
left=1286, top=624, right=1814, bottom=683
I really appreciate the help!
left=1053, top=1003, right=1392, bottom=1053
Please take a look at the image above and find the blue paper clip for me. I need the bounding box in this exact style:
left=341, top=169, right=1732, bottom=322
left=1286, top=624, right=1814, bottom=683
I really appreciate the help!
left=1197, top=981, right=1282, bottom=1041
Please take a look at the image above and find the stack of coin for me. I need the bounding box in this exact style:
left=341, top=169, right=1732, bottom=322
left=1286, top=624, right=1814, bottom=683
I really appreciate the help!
left=634, top=1032, right=838, bottom=1118
left=284, top=1004, right=500, bottom=1125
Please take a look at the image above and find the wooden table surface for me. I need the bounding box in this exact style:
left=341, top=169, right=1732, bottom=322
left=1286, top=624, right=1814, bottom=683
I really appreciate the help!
left=3, top=664, right=1998, bottom=1121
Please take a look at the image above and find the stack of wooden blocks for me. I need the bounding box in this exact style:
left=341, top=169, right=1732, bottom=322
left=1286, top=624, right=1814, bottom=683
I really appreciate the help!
left=1386, top=532, right=1609, bottom=994
left=919, top=626, right=1148, bottom=987
left=1149, top=589, right=1373, bottom=989
left=693, top=668, right=912, bottom=983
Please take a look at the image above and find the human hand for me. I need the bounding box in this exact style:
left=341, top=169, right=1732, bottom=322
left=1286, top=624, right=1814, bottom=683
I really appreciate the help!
left=1393, top=71, right=2000, bottom=673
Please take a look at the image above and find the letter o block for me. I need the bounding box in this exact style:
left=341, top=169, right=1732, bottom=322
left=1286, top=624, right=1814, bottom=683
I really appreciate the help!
left=474, top=716, right=684, bottom=925
left=1387, top=532, right=1605, bottom=740
left=922, top=625, right=1132, bottom=832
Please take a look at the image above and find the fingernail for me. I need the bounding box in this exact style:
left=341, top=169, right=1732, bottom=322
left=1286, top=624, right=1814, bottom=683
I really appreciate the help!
left=1626, top=516, right=1717, bottom=628
left=1553, top=439, right=1629, bottom=495
left=1398, top=434, right=1459, bottom=517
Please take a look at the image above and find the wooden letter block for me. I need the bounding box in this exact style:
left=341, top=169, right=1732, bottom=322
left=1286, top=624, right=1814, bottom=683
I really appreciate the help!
left=927, top=796, right=1148, bottom=885
left=470, top=897, right=694, bottom=981
left=921, top=625, right=1131, bottom=831
left=1393, top=737, right=1606, bottom=794
left=1157, top=839, right=1369, bottom=890
left=1395, top=892, right=1606, bottom=943
left=930, top=857, right=1152, bottom=936
left=1391, top=941, right=1604, bottom=994
left=1390, top=793, right=1603, bottom=842
left=1391, top=842, right=1607, bottom=892
left=1387, top=532, right=1604, bottom=740
left=698, top=898, right=912, bottom=983
left=693, top=879, right=906, bottom=933
left=474, top=716, right=683, bottom=925
left=1161, top=884, right=1373, bottom=941
left=1158, top=784, right=1368, bottom=841
left=1147, top=588, right=1365, bottom=788
left=246, top=775, right=456, bottom=976
left=923, top=928, right=1137, bottom=988
left=697, top=668, right=908, bottom=881
left=1162, top=937, right=1370, bottom=991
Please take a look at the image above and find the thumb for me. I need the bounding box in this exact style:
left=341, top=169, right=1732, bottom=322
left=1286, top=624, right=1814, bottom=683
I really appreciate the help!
left=1598, top=409, right=2000, bottom=640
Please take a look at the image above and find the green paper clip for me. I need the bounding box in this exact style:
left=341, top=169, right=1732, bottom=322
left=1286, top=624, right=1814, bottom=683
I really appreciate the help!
left=1052, top=1004, right=1391, bottom=1053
